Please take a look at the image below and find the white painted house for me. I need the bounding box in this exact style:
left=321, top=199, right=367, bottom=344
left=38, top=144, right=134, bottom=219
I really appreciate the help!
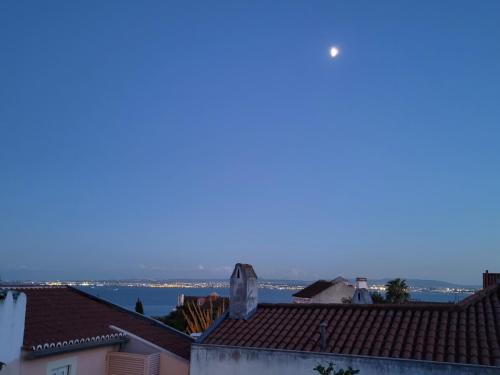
left=0, top=286, right=193, bottom=375
left=292, top=277, right=355, bottom=304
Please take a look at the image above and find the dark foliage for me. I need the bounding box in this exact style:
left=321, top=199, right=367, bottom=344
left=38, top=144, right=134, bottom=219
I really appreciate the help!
left=385, top=278, right=410, bottom=304
left=135, top=298, right=144, bottom=314
left=155, top=308, right=187, bottom=332
left=370, top=291, right=386, bottom=303
left=314, top=362, right=360, bottom=375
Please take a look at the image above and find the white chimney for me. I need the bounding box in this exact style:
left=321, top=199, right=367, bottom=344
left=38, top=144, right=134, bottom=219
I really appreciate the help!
left=229, top=263, right=258, bottom=319
left=355, top=277, right=368, bottom=290
left=353, top=278, right=373, bottom=304
left=0, top=290, right=26, bottom=370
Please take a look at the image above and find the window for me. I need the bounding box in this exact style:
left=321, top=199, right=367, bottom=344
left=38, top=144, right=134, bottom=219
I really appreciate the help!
left=50, top=365, right=71, bottom=375
left=46, top=356, right=76, bottom=375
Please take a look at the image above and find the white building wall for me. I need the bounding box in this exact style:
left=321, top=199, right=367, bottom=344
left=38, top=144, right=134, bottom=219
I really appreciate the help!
left=20, top=345, right=118, bottom=375
left=190, top=344, right=500, bottom=375
left=0, top=291, right=26, bottom=375
left=310, top=283, right=354, bottom=304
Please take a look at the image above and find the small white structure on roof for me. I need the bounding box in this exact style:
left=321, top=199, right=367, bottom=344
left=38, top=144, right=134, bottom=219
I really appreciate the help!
left=0, top=289, right=26, bottom=375
left=352, top=277, right=373, bottom=304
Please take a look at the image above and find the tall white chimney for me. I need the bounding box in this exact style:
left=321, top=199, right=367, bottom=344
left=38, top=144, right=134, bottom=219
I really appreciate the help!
left=229, top=263, right=258, bottom=319
left=0, top=290, right=26, bottom=372
left=355, top=277, right=368, bottom=290
left=353, top=277, right=372, bottom=304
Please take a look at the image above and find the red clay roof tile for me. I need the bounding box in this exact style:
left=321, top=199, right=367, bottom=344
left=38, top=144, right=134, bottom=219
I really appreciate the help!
left=12, top=286, right=193, bottom=359
left=202, top=285, right=500, bottom=367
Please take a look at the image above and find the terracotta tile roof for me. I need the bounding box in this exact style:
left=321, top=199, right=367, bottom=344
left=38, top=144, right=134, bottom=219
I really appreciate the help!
left=202, top=285, right=500, bottom=367
left=293, top=280, right=337, bottom=298
left=12, top=286, right=193, bottom=359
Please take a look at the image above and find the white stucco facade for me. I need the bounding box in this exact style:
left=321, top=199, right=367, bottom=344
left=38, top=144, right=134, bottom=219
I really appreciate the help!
left=190, top=344, right=500, bottom=375
left=294, top=282, right=355, bottom=304
left=20, top=346, right=118, bottom=375
left=0, top=290, right=26, bottom=375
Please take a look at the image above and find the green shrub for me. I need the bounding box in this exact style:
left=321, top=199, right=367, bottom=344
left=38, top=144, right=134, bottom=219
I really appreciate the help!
left=313, top=362, right=360, bottom=375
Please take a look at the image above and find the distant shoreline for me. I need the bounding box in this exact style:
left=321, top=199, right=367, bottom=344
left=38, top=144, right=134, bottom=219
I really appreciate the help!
left=2, top=278, right=479, bottom=295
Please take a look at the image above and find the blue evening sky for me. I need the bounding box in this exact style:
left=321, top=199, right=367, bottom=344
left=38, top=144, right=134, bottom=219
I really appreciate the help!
left=1, top=1, right=499, bottom=284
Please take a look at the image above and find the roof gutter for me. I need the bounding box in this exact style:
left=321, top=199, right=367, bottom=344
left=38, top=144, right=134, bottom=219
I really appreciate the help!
left=25, top=336, right=128, bottom=359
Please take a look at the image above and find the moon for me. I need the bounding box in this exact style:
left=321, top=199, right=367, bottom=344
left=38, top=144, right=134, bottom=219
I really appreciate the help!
left=330, top=46, right=339, bottom=58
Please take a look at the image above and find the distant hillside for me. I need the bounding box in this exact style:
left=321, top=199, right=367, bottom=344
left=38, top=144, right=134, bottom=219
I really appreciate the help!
left=362, top=278, right=480, bottom=290
left=0, top=277, right=481, bottom=290
left=260, top=278, right=480, bottom=290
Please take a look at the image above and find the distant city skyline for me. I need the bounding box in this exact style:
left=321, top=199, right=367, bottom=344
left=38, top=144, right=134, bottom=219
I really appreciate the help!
left=1, top=1, right=500, bottom=285
left=0, top=258, right=491, bottom=286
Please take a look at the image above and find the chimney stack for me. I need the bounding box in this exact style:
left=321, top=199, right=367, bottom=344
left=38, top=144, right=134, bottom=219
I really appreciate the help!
left=0, top=290, right=26, bottom=369
left=229, top=263, right=258, bottom=319
left=355, top=277, right=368, bottom=290
left=483, top=270, right=500, bottom=289
left=352, top=277, right=373, bottom=304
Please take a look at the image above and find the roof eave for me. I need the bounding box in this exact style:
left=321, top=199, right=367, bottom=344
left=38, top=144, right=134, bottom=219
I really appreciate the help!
left=25, top=336, right=128, bottom=359
left=197, top=310, right=229, bottom=344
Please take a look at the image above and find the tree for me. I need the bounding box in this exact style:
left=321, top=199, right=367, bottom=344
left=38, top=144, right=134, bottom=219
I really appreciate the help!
left=155, top=308, right=187, bottom=332
left=341, top=297, right=352, bottom=304
left=370, top=291, right=385, bottom=304
left=314, top=362, right=359, bottom=375
left=385, top=278, right=410, bottom=304
left=182, top=299, right=226, bottom=334
left=135, top=298, right=144, bottom=314
left=155, top=297, right=228, bottom=333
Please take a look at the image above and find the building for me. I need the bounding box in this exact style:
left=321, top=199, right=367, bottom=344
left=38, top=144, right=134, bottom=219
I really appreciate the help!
left=483, top=270, right=500, bottom=288
left=292, top=277, right=355, bottom=304
left=0, top=285, right=193, bottom=375
left=191, top=264, right=500, bottom=375
left=176, top=292, right=228, bottom=309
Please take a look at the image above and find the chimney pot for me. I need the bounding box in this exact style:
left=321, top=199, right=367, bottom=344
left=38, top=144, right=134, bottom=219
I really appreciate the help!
left=320, top=321, right=327, bottom=351
left=355, top=277, right=368, bottom=290
left=483, top=270, right=500, bottom=289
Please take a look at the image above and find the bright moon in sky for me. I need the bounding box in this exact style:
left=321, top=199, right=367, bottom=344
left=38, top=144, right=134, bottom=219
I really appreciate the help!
left=330, top=46, right=339, bottom=58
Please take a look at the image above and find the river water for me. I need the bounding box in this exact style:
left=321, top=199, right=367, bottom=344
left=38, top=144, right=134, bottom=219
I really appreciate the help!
left=78, top=286, right=473, bottom=317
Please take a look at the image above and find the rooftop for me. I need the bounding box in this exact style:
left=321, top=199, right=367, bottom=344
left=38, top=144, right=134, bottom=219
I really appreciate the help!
left=201, top=284, right=500, bottom=367
left=8, top=285, right=193, bottom=359
left=292, top=279, right=349, bottom=299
